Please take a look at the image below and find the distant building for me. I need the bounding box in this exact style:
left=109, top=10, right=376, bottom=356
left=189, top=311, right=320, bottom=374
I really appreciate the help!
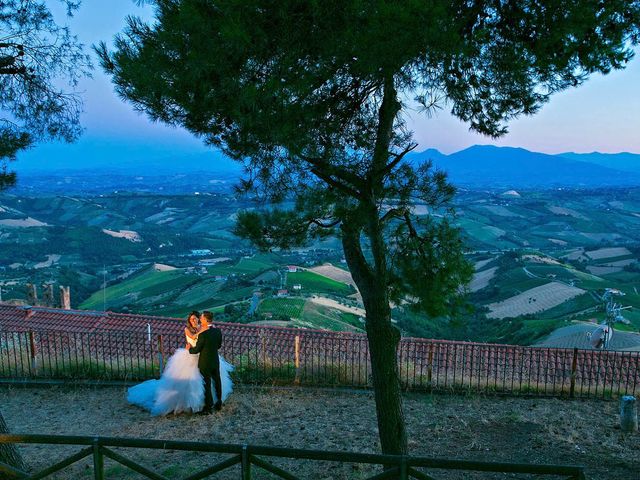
left=214, top=275, right=227, bottom=281
left=190, top=249, right=212, bottom=256
left=276, top=289, right=289, bottom=297
left=500, top=190, right=521, bottom=198
left=292, top=284, right=302, bottom=290
left=287, top=265, right=298, bottom=273
left=199, top=257, right=232, bottom=266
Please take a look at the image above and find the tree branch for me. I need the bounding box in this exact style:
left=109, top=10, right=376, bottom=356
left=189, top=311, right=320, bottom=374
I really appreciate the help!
left=403, top=210, right=418, bottom=237
left=0, top=66, right=26, bottom=75
left=380, top=207, right=406, bottom=224
left=341, top=221, right=374, bottom=289
left=300, top=152, right=364, bottom=192
left=310, top=167, right=361, bottom=198
left=310, top=218, right=341, bottom=228
left=379, top=143, right=418, bottom=177
left=371, top=78, right=401, bottom=178
left=403, top=211, right=427, bottom=257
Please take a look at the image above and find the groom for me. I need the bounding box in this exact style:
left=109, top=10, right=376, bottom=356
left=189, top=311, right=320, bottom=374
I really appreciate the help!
left=189, top=311, right=223, bottom=414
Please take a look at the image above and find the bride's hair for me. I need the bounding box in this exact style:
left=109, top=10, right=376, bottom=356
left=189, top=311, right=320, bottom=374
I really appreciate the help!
left=186, top=311, right=200, bottom=334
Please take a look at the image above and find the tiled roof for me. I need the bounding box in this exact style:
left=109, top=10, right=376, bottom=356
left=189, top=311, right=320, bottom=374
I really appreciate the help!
left=4, top=303, right=639, bottom=353
left=0, top=304, right=181, bottom=335
left=0, top=303, right=366, bottom=340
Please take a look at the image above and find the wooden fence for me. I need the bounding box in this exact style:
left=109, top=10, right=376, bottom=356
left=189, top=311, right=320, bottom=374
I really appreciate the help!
left=0, top=434, right=586, bottom=480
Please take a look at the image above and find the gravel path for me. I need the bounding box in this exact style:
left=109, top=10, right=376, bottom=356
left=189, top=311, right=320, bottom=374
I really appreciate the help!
left=1, top=385, right=637, bottom=479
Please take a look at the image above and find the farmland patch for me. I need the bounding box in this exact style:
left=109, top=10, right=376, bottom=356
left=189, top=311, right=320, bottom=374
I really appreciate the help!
left=487, top=282, right=585, bottom=319
left=469, top=266, right=498, bottom=292
left=585, top=247, right=631, bottom=260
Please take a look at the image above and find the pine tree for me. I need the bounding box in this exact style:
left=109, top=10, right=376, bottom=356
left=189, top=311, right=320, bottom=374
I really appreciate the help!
left=99, top=0, right=640, bottom=455
left=0, top=0, right=91, bottom=189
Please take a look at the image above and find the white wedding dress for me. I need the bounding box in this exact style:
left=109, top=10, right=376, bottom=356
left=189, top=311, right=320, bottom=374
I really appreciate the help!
left=127, top=333, right=234, bottom=415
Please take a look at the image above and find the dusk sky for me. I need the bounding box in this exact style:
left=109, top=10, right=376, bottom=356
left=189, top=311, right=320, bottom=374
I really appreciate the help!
left=19, top=1, right=640, bottom=171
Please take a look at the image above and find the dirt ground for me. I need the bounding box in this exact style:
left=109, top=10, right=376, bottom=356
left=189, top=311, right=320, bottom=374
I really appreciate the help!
left=0, top=385, right=638, bottom=479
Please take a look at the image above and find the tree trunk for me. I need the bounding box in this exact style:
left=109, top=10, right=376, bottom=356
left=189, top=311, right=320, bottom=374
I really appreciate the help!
left=341, top=222, right=408, bottom=456
left=337, top=77, right=408, bottom=457
left=0, top=409, right=26, bottom=475
left=362, top=288, right=407, bottom=455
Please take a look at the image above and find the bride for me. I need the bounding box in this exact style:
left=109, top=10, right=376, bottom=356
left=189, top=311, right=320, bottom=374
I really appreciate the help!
left=127, top=311, right=234, bottom=415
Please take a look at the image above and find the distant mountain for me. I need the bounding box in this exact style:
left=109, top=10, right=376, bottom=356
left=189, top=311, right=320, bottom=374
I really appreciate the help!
left=557, top=151, right=640, bottom=175
left=409, top=145, right=640, bottom=188
left=411, top=148, right=447, bottom=164
left=17, top=142, right=241, bottom=174
left=13, top=141, right=640, bottom=191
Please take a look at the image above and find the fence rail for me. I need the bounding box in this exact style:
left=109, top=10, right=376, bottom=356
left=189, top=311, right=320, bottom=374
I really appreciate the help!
left=0, top=434, right=586, bottom=479
left=1, top=329, right=639, bottom=398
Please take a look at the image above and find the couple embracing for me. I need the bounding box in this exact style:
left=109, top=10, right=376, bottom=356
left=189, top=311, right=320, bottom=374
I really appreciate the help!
left=127, top=311, right=234, bottom=416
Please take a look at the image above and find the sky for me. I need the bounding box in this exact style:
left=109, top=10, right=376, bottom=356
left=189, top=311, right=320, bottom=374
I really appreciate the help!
left=17, top=1, right=640, bottom=171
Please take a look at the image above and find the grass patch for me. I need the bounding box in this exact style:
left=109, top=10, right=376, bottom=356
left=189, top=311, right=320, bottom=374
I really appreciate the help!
left=234, top=254, right=279, bottom=274
left=286, top=271, right=352, bottom=296
left=538, top=292, right=599, bottom=319
left=80, top=268, right=196, bottom=311
left=298, top=303, right=364, bottom=332
left=258, top=298, right=305, bottom=319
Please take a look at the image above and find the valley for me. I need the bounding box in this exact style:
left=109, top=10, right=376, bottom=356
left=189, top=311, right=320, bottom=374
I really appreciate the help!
left=2, top=182, right=640, bottom=347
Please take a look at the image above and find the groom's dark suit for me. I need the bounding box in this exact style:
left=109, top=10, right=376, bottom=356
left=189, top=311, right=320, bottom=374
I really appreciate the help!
left=189, top=327, right=223, bottom=412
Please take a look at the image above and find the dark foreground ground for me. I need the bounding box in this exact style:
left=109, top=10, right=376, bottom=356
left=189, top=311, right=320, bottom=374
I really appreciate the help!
left=0, top=385, right=637, bottom=479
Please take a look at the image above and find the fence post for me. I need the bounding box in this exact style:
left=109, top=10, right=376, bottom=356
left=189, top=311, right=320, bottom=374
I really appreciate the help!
left=570, top=348, right=578, bottom=399
left=92, top=438, right=104, bottom=480
left=620, top=395, right=638, bottom=432
left=400, top=456, right=408, bottom=480
left=427, top=344, right=434, bottom=392
left=241, top=444, right=251, bottom=480
left=294, top=335, right=301, bottom=385
left=157, top=335, right=164, bottom=374
left=29, top=330, right=37, bottom=374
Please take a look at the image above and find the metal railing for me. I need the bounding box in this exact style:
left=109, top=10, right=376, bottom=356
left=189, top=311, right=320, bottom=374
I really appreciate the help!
left=0, top=434, right=586, bottom=479
left=0, top=329, right=638, bottom=398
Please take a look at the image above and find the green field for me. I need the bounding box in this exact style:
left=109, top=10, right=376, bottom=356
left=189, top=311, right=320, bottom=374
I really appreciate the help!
left=257, top=298, right=306, bottom=319
left=286, top=271, right=352, bottom=296
left=80, top=266, right=257, bottom=317
left=250, top=300, right=364, bottom=332
left=235, top=254, right=281, bottom=274
left=80, top=268, right=196, bottom=311
left=298, top=302, right=364, bottom=332
left=7, top=187, right=640, bottom=342
left=457, top=218, right=512, bottom=248
left=538, top=292, right=599, bottom=320
left=174, top=279, right=221, bottom=305
left=487, top=268, right=547, bottom=302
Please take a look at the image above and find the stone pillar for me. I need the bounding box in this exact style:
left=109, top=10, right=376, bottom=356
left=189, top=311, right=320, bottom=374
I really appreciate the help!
left=59, top=285, right=71, bottom=310
left=26, top=283, right=37, bottom=305
left=41, top=284, right=54, bottom=307
left=620, top=396, right=638, bottom=432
